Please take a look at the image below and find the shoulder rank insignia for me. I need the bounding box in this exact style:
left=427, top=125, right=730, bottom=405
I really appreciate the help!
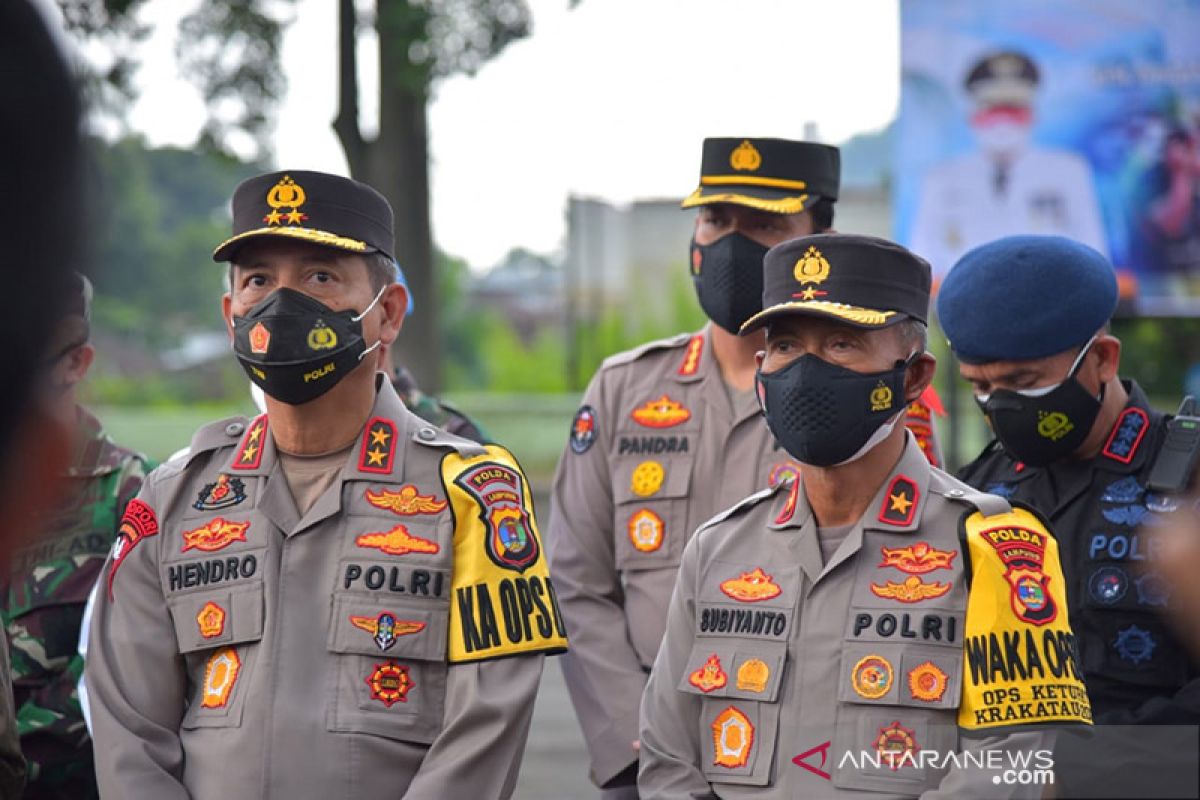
left=232, top=416, right=268, bottom=471
left=712, top=706, right=754, bottom=768
left=569, top=405, right=597, bottom=454
left=677, top=334, right=704, bottom=376
left=107, top=499, right=159, bottom=599
left=879, top=542, right=955, bottom=574
left=878, top=475, right=918, bottom=526
left=366, top=661, right=414, bottom=706
left=454, top=461, right=540, bottom=573
left=349, top=612, right=426, bottom=651
left=365, top=485, right=447, bottom=516
left=201, top=647, right=241, bottom=708
left=197, top=602, right=227, bottom=639
left=689, top=654, right=728, bottom=693
left=870, top=574, right=951, bottom=603
left=194, top=474, right=247, bottom=511
left=631, top=394, right=691, bottom=428
left=355, top=525, right=439, bottom=556
left=720, top=567, right=782, bottom=603
left=874, top=721, right=917, bottom=770
left=1102, top=407, right=1149, bottom=464
left=908, top=661, right=948, bottom=702
left=360, top=417, right=397, bottom=474
left=182, top=518, right=250, bottom=553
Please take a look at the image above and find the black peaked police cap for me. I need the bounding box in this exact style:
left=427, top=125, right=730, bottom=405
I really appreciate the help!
left=681, top=137, right=840, bottom=215
left=213, top=170, right=395, bottom=263
left=740, top=234, right=931, bottom=333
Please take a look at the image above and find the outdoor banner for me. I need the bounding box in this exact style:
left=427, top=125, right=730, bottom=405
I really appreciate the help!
left=897, top=0, right=1200, bottom=314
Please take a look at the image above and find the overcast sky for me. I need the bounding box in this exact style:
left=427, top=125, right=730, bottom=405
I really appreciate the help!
left=67, top=0, right=901, bottom=268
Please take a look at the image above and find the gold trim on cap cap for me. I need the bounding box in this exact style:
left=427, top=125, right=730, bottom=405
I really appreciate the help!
left=740, top=300, right=898, bottom=332
left=213, top=226, right=371, bottom=259
left=680, top=189, right=808, bottom=214
left=700, top=175, right=808, bottom=191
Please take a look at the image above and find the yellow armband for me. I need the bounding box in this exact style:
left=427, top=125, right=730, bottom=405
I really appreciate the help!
left=958, top=506, right=1092, bottom=731
left=441, top=445, right=569, bottom=663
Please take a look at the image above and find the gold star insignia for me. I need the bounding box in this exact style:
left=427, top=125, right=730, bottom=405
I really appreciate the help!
left=264, top=210, right=283, bottom=225
left=285, top=209, right=305, bottom=224
left=889, top=491, right=913, bottom=515
left=248, top=425, right=263, bottom=444
left=366, top=448, right=386, bottom=466
left=240, top=444, right=260, bottom=463
left=370, top=428, right=391, bottom=447
left=800, top=287, right=819, bottom=301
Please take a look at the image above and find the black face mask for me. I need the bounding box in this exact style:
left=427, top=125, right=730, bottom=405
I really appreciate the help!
left=756, top=352, right=912, bottom=467
left=232, top=287, right=382, bottom=406
left=689, top=233, right=769, bottom=334
left=976, top=338, right=1102, bottom=467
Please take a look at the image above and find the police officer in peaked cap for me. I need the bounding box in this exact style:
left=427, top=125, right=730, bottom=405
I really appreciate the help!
left=85, top=170, right=567, bottom=799
left=639, top=233, right=1089, bottom=797
left=942, top=234, right=1200, bottom=797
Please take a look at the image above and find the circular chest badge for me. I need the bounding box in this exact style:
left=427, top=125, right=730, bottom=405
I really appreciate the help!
left=851, top=655, right=894, bottom=700
left=631, top=461, right=665, bottom=497
left=1088, top=566, right=1128, bottom=605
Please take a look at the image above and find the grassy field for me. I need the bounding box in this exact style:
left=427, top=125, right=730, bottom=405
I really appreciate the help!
left=93, top=393, right=582, bottom=489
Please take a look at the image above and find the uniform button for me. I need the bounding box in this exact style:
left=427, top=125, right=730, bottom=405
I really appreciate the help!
left=225, top=422, right=246, bottom=437
left=946, top=488, right=964, bottom=498
left=418, top=427, right=437, bottom=441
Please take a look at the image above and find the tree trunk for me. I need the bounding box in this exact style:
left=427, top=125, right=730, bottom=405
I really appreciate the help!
left=333, top=0, right=441, bottom=393
left=374, top=40, right=439, bottom=392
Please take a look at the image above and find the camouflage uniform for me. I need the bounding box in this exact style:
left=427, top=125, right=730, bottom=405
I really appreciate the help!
left=393, top=366, right=491, bottom=445
left=0, top=407, right=147, bottom=798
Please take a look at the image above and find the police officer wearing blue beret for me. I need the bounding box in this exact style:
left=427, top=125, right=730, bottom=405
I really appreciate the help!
left=940, top=234, right=1200, bottom=796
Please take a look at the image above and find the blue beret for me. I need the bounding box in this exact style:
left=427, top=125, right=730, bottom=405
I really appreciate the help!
left=935, top=235, right=1117, bottom=364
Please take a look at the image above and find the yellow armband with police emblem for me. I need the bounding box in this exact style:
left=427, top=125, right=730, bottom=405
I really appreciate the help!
left=958, top=506, right=1092, bottom=731
left=441, top=445, right=568, bottom=663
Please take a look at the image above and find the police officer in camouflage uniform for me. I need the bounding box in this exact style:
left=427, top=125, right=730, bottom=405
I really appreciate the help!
left=85, top=170, right=565, bottom=799
left=639, top=234, right=1089, bottom=798
left=549, top=138, right=945, bottom=798
left=940, top=235, right=1200, bottom=797
left=0, top=274, right=148, bottom=798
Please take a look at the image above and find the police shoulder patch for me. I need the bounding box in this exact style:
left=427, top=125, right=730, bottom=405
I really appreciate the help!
left=441, top=445, right=568, bottom=663
left=107, top=498, right=160, bottom=599
left=957, top=506, right=1092, bottom=731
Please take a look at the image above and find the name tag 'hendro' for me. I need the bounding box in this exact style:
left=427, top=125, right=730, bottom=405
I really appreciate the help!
left=168, top=554, right=258, bottom=591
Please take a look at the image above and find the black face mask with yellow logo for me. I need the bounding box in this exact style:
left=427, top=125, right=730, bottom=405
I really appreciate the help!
left=756, top=352, right=911, bottom=467
left=233, top=287, right=382, bottom=406
left=689, top=233, right=769, bottom=334
left=975, top=340, right=1102, bottom=467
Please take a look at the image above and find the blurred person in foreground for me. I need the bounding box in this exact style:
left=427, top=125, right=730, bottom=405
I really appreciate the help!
left=942, top=235, right=1200, bottom=797
left=85, top=170, right=566, bottom=798
left=639, top=234, right=1089, bottom=797
left=549, top=138, right=944, bottom=798
left=0, top=0, right=95, bottom=794
left=0, top=275, right=148, bottom=799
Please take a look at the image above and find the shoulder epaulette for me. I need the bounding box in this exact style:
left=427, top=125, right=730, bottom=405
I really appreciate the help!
left=598, top=331, right=695, bottom=371
left=929, top=469, right=1011, bottom=518
left=695, top=482, right=785, bottom=538
left=184, top=415, right=253, bottom=466
left=411, top=421, right=488, bottom=459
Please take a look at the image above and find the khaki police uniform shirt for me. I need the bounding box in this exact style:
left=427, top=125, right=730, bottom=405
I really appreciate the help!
left=549, top=327, right=944, bottom=786
left=639, top=435, right=1089, bottom=798
left=85, top=381, right=567, bottom=799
